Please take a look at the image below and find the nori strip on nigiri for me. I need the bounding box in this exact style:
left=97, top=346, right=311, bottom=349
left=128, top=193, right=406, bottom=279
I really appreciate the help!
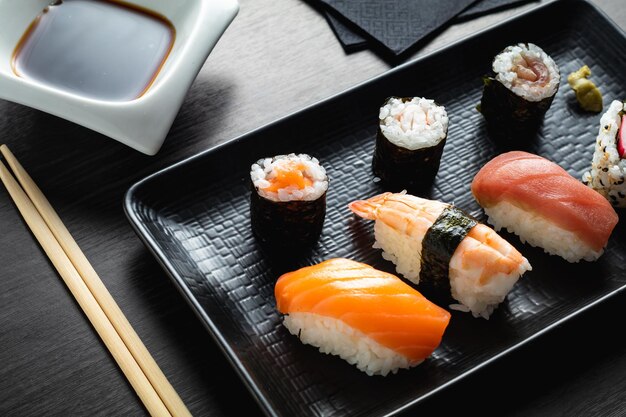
left=419, top=206, right=477, bottom=291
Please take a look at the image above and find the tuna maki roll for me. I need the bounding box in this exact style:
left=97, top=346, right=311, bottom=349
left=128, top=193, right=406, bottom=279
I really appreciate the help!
left=372, top=97, right=448, bottom=192
left=478, top=43, right=560, bottom=142
left=582, top=100, right=626, bottom=207
left=250, top=153, right=328, bottom=249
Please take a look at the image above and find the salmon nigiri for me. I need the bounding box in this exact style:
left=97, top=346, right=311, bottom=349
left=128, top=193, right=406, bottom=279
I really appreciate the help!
left=349, top=192, right=531, bottom=319
left=471, top=151, right=619, bottom=262
left=274, top=258, right=450, bottom=376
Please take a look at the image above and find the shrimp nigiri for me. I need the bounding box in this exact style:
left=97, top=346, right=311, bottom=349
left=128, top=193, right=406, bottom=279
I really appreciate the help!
left=349, top=192, right=532, bottom=319
left=274, top=258, right=451, bottom=376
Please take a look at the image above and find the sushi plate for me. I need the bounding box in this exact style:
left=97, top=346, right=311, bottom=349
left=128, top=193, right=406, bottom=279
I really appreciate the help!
left=124, top=1, right=626, bottom=416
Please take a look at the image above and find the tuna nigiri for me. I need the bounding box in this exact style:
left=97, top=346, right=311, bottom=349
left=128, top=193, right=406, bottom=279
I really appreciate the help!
left=471, top=151, right=619, bottom=262
left=274, top=258, right=451, bottom=376
left=349, top=192, right=531, bottom=319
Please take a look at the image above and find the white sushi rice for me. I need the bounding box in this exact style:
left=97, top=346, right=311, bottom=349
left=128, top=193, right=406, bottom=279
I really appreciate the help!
left=372, top=205, right=445, bottom=283
left=582, top=100, right=626, bottom=207
left=372, top=211, right=530, bottom=319
left=483, top=200, right=603, bottom=262
left=378, top=97, right=448, bottom=150
left=374, top=222, right=421, bottom=284
left=283, top=313, right=419, bottom=376
left=250, top=153, right=328, bottom=202
left=493, top=43, right=560, bottom=102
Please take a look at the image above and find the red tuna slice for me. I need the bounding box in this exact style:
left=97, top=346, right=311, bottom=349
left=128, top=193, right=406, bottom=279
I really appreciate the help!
left=471, top=151, right=618, bottom=252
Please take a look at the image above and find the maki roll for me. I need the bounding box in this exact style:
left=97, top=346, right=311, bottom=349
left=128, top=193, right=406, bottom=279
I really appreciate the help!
left=250, top=153, right=328, bottom=249
left=372, top=97, right=448, bottom=192
left=275, top=258, right=451, bottom=376
left=349, top=192, right=532, bottom=319
left=478, top=43, right=560, bottom=142
left=473, top=151, right=618, bottom=262
left=582, top=100, right=626, bottom=207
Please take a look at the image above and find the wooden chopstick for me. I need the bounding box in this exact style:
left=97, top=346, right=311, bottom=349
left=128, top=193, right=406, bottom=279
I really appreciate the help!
left=0, top=159, right=171, bottom=416
left=0, top=145, right=191, bottom=417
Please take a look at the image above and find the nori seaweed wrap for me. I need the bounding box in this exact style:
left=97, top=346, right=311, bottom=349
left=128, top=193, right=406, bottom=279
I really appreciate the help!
left=419, top=205, right=477, bottom=293
left=373, top=97, right=448, bottom=193
left=478, top=43, right=560, bottom=143
left=250, top=153, right=328, bottom=250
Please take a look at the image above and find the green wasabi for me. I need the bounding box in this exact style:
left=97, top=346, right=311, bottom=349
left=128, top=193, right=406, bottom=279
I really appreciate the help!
left=567, top=65, right=603, bottom=112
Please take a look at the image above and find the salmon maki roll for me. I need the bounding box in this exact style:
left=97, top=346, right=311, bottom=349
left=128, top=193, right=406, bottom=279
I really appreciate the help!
left=472, top=151, right=619, bottom=262
left=250, top=153, right=328, bottom=249
left=274, top=258, right=450, bottom=376
left=349, top=192, right=531, bottom=319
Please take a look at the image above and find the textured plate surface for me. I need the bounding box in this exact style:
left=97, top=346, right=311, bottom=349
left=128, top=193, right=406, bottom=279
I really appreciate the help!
left=124, top=2, right=626, bottom=416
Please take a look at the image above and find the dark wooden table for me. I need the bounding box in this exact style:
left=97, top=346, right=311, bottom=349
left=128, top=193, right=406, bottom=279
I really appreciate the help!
left=1, top=1, right=625, bottom=416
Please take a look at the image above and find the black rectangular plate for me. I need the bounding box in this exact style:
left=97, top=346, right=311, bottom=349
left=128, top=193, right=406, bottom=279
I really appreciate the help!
left=124, top=2, right=626, bottom=416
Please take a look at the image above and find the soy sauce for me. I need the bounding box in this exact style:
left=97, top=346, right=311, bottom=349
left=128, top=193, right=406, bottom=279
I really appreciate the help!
left=12, top=0, right=175, bottom=101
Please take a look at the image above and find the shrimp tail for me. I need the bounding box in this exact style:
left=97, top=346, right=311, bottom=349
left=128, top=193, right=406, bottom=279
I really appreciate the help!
left=348, top=192, right=392, bottom=220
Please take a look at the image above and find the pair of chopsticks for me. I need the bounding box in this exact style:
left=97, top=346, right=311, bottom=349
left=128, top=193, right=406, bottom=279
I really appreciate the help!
left=0, top=145, right=191, bottom=417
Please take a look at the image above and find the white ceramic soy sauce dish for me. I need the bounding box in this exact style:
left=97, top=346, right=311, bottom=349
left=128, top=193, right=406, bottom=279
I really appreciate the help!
left=0, top=0, right=239, bottom=155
